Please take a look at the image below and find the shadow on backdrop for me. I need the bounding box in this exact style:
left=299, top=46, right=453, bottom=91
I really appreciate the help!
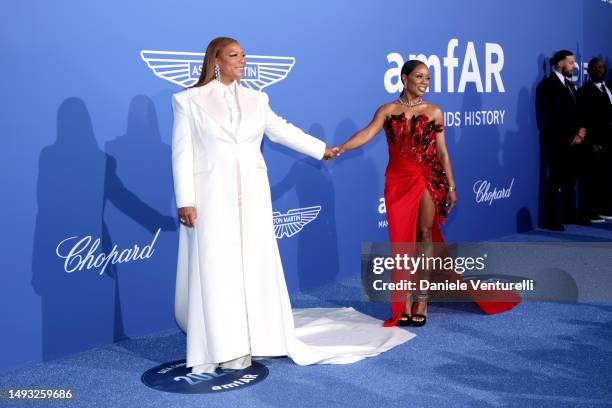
left=31, top=97, right=175, bottom=362
left=457, top=88, right=504, bottom=240
left=104, top=95, right=177, bottom=337
left=270, top=123, right=340, bottom=292
left=322, top=118, right=381, bottom=306
left=509, top=88, right=536, bottom=233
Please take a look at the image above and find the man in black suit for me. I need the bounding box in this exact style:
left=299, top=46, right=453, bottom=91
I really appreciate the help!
left=577, top=57, right=612, bottom=221
left=536, top=50, right=588, bottom=231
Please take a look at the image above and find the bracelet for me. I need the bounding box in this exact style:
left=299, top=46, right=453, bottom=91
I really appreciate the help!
left=448, top=185, right=456, bottom=192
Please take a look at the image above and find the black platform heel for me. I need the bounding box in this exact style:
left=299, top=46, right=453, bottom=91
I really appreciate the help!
left=398, top=313, right=412, bottom=326
left=410, top=300, right=428, bottom=327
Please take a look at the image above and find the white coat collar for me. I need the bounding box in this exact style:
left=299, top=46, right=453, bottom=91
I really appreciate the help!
left=190, top=80, right=259, bottom=142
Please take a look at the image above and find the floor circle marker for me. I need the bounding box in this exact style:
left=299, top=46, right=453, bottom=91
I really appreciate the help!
left=141, top=359, right=268, bottom=393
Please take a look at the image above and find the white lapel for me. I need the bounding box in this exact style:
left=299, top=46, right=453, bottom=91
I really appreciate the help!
left=235, top=83, right=260, bottom=142
left=190, top=82, right=236, bottom=138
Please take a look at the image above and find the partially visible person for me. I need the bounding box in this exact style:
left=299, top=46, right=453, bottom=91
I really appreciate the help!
left=577, top=57, right=612, bottom=222
left=536, top=50, right=589, bottom=231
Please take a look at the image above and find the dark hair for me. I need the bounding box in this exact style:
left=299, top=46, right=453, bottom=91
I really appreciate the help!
left=190, top=37, right=238, bottom=88
left=550, top=50, right=574, bottom=67
left=587, top=57, right=604, bottom=74
left=400, top=60, right=426, bottom=97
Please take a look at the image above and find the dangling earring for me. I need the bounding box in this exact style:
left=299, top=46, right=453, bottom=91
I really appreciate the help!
left=214, top=64, right=220, bottom=82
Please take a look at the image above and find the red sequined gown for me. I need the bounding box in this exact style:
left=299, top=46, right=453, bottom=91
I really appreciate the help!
left=382, top=112, right=520, bottom=327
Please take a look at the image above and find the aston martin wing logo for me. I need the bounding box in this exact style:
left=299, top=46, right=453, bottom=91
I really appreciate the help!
left=272, top=206, right=321, bottom=239
left=140, top=50, right=295, bottom=90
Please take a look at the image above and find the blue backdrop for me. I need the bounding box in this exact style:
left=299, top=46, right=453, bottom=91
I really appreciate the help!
left=1, top=0, right=611, bottom=373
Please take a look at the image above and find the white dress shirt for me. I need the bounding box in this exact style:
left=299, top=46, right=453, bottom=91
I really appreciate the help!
left=593, top=81, right=612, bottom=104
left=221, top=80, right=241, bottom=134
left=554, top=70, right=574, bottom=88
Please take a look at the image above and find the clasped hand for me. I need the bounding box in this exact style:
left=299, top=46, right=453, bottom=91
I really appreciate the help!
left=323, top=146, right=342, bottom=161
left=323, top=145, right=348, bottom=161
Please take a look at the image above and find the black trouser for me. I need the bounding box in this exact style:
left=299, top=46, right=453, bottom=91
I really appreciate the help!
left=578, top=145, right=606, bottom=217
left=603, top=148, right=612, bottom=214
left=594, top=146, right=611, bottom=215
left=543, top=144, right=579, bottom=225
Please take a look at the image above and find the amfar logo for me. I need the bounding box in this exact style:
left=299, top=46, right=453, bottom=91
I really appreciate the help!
left=378, top=197, right=388, bottom=229
left=385, top=38, right=505, bottom=94
left=273, top=206, right=321, bottom=239
left=378, top=197, right=386, bottom=214
left=473, top=178, right=515, bottom=206
left=141, top=50, right=295, bottom=90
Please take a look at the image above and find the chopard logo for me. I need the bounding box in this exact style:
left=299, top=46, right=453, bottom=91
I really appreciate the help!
left=273, top=206, right=321, bottom=239
left=56, top=229, right=161, bottom=275
left=141, top=50, right=295, bottom=90
left=473, top=178, right=514, bottom=205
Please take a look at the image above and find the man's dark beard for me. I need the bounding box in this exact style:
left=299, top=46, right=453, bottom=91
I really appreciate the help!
left=562, top=67, right=574, bottom=77
left=590, top=72, right=606, bottom=83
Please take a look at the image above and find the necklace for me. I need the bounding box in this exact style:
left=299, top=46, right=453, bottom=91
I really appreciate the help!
left=397, top=96, right=423, bottom=107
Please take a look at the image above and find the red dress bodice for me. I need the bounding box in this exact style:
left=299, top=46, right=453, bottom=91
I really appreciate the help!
left=384, top=112, right=449, bottom=224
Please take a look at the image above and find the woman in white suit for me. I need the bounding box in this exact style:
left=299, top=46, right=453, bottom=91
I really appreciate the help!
left=172, top=37, right=412, bottom=374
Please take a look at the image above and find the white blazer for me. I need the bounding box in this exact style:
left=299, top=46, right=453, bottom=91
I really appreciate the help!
left=172, top=80, right=325, bottom=208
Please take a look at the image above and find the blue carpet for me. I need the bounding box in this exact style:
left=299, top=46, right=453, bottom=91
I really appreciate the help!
left=1, top=224, right=611, bottom=408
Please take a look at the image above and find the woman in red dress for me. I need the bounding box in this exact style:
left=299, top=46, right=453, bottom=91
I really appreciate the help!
left=335, top=60, right=519, bottom=327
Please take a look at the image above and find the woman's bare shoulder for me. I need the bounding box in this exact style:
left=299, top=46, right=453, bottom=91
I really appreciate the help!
left=421, top=102, right=443, bottom=114
left=377, top=101, right=403, bottom=116
left=421, top=102, right=444, bottom=121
